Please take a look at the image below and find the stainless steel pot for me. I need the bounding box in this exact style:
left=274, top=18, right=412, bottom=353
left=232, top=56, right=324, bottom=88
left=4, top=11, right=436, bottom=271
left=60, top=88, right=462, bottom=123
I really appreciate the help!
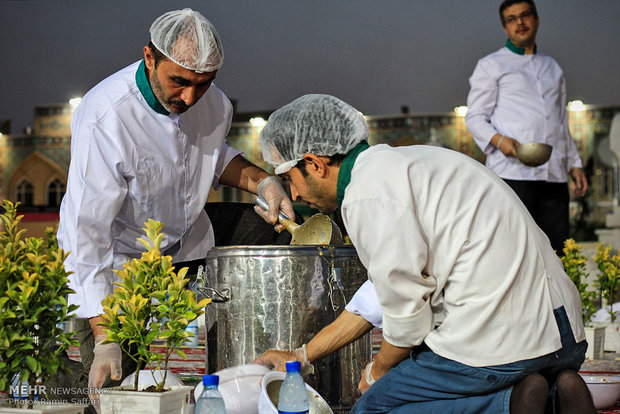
left=202, top=245, right=371, bottom=411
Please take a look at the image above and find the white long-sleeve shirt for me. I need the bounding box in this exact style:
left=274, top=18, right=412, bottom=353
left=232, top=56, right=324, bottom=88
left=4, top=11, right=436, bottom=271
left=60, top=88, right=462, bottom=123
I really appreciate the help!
left=345, top=280, right=383, bottom=329
left=341, top=144, right=585, bottom=367
left=465, top=44, right=582, bottom=182
left=57, top=60, right=241, bottom=318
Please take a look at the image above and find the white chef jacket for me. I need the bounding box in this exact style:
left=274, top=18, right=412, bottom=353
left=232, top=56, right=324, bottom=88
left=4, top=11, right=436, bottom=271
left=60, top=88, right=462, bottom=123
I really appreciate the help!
left=465, top=44, right=583, bottom=182
left=57, top=60, right=241, bottom=318
left=341, top=144, right=585, bottom=367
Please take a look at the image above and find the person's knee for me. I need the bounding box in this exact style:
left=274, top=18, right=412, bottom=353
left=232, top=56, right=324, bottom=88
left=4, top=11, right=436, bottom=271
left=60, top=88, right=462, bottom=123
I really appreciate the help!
left=555, top=370, right=596, bottom=413
left=556, top=370, right=587, bottom=397
left=518, top=373, right=548, bottom=397
left=510, top=373, right=549, bottom=414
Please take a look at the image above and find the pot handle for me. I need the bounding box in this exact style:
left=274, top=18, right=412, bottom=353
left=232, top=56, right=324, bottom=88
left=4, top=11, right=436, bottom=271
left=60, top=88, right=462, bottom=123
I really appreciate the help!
left=195, top=265, right=232, bottom=303
left=328, top=265, right=347, bottom=312
left=199, top=286, right=231, bottom=303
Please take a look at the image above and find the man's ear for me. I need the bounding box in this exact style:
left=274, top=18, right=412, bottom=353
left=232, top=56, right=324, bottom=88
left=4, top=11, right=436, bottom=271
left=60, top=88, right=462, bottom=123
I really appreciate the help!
left=144, top=45, right=155, bottom=71
left=303, top=154, right=330, bottom=178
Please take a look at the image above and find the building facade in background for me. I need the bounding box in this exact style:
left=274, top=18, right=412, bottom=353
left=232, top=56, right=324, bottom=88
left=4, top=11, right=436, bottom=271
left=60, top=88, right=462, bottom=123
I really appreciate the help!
left=1, top=103, right=618, bottom=239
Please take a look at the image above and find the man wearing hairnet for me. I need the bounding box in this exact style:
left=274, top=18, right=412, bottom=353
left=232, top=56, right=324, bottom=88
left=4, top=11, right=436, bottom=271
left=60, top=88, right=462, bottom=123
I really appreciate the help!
left=256, top=94, right=595, bottom=413
left=55, top=9, right=293, bottom=412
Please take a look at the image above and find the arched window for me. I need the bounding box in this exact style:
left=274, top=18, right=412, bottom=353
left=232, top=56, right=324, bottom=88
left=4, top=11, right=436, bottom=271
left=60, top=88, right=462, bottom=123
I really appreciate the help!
left=47, top=178, right=65, bottom=207
left=16, top=180, right=34, bottom=206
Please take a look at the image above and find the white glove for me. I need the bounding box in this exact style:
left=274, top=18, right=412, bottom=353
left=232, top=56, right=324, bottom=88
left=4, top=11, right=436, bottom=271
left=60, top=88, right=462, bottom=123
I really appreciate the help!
left=88, top=335, right=122, bottom=413
left=364, top=361, right=376, bottom=386
left=254, top=176, right=295, bottom=230
left=295, top=344, right=315, bottom=375
left=252, top=344, right=314, bottom=375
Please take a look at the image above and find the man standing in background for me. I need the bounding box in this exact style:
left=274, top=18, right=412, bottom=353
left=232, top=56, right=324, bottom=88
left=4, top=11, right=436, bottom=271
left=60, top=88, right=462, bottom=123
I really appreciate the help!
left=465, top=0, right=587, bottom=253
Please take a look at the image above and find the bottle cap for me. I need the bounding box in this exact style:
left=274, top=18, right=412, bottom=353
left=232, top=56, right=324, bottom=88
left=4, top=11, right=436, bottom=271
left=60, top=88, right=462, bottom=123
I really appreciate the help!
left=285, top=360, right=301, bottom=373
left=202, top=374, right=219, bottom=386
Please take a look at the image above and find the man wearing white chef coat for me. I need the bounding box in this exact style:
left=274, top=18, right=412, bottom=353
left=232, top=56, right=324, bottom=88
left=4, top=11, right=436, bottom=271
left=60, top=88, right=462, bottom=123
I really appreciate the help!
left=56, top=9, right=292, bottom=411
left=465, top=0, right=587, bottom=254
left=255, top=94, right=595, bottom=413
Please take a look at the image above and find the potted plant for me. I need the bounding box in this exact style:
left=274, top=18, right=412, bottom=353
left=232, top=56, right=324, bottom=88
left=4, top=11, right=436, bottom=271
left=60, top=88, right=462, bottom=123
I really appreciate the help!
left=561, top=239, right=605, bottom=359
left=97, top=219, right=210, bottom=413
left=0, top=200, right=83, bottom=413
left=593, top=242, right=620, bottom=353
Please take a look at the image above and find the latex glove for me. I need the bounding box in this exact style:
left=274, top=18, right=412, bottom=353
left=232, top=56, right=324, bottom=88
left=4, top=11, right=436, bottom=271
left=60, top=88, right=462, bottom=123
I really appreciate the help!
left=358, top=361, right=376, bottom=394
left=88, top=335, right=122, bottom=413
left=252, top=345, right=314, bottom=375
left=254, top=176, right=295, bottom=232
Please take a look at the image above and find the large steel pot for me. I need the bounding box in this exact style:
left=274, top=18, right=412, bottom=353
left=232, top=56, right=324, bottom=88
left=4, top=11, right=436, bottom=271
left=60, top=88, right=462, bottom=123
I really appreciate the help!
left=202, top=245, right=371, bottom=411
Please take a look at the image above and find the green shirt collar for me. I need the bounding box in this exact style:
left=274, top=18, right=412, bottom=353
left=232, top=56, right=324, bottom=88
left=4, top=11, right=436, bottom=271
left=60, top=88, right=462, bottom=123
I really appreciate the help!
left=336, top=141, right=370, bottom=208
left=135, top=59, right=169, bottom=115
left=505, top=38, right=537, bottom=55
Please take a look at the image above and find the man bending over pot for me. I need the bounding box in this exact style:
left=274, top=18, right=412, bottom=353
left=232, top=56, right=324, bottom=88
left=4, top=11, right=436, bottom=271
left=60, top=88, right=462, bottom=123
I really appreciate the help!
left=253, top=94, right=595, bottom=414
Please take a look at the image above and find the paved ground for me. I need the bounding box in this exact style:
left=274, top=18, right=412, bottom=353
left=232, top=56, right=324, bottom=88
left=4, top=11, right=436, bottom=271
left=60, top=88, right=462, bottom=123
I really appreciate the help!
left=582, top=352, right=620, bottom=373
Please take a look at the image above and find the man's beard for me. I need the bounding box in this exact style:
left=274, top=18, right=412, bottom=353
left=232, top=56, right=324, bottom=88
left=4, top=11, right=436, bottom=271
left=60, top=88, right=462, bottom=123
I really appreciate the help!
left=150, top=70, right=188, bottom=113
left=304, top=174, right=337, bottom=214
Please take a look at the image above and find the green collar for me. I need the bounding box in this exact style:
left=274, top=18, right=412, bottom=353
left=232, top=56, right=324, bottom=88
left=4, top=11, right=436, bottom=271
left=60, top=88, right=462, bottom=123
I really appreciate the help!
left=505, top=38, right=537, bottom=55
left=336, top=141, right=370, bottom=208
left=135, top=59, right=169, bottom=115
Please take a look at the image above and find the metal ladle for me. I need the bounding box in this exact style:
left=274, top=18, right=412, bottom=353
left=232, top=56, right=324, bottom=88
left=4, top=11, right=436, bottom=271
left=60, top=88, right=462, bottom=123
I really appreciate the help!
left=255, top=197, right=343, bottom=245
left=516, top=142, right=553, bottom=167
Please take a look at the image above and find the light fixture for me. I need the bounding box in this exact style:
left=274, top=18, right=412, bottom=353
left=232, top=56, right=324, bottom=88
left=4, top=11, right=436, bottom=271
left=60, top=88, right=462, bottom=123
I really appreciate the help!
left=69, top=97, right=82, bottom=110
left=249, top=117, right=266, bottom=127
left=454, top=106, right=468, bottom=117
left=568, top=100, right=585, bottom=112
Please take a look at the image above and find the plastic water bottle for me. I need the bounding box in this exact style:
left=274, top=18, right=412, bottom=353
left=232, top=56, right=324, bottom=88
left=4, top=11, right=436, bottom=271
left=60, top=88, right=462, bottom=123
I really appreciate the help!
left=183, top=318, right=200, bottom=347
left=277, top=361, right=309, bottom=414
left=195, top=374, right=226, bottom=414
left=11, top=372, right=39, bottom=401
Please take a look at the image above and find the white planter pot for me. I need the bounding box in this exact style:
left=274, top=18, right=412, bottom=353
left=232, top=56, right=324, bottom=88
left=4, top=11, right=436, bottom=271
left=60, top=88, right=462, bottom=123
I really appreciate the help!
left=0, top=403, right=85, bottom=413
left=592, top=321, right=620, bottom=353
left=99, top=385, right=193, bottom=414
left=585, top=325, right=606, bottom=360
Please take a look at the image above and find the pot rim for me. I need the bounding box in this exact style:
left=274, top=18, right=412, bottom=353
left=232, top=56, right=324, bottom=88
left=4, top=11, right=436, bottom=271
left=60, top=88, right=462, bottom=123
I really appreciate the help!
left=206, top=245, right=358, bottom=258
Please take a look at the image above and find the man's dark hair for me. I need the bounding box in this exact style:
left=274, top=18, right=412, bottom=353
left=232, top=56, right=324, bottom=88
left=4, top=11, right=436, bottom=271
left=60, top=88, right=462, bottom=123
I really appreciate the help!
left=499, top=0, right=538, bottom=27
left=148, top=41, right=168, bottom=68
left=295, top=154, right=346, bottom=177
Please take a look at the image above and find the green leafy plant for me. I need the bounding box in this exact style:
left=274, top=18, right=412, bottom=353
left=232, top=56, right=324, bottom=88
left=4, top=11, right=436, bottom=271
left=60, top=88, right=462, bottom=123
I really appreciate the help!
left=0, top=200, right=79, bottom=406
left=99, top=219, right=210, bottom=392
left=561, top=239, right=598, bottom=325
left=593, top=242, right=620, bottom=323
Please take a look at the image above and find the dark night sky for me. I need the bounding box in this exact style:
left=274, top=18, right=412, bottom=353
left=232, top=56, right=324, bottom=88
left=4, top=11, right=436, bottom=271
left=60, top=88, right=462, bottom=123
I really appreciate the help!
left=1, top=0, right=619, bottom=134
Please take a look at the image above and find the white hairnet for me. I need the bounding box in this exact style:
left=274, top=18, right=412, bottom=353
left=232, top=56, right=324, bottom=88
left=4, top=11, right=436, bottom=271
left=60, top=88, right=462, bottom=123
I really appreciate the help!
left=260, top=94, right=369, bottom=174
left=149, top=8, right=223, bottom=73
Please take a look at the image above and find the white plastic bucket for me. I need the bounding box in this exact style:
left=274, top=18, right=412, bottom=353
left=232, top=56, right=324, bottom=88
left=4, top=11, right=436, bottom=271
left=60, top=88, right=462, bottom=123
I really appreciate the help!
left=258, top=370, right=333, bottom=414
left=194, top=364, right=270, bottom=414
